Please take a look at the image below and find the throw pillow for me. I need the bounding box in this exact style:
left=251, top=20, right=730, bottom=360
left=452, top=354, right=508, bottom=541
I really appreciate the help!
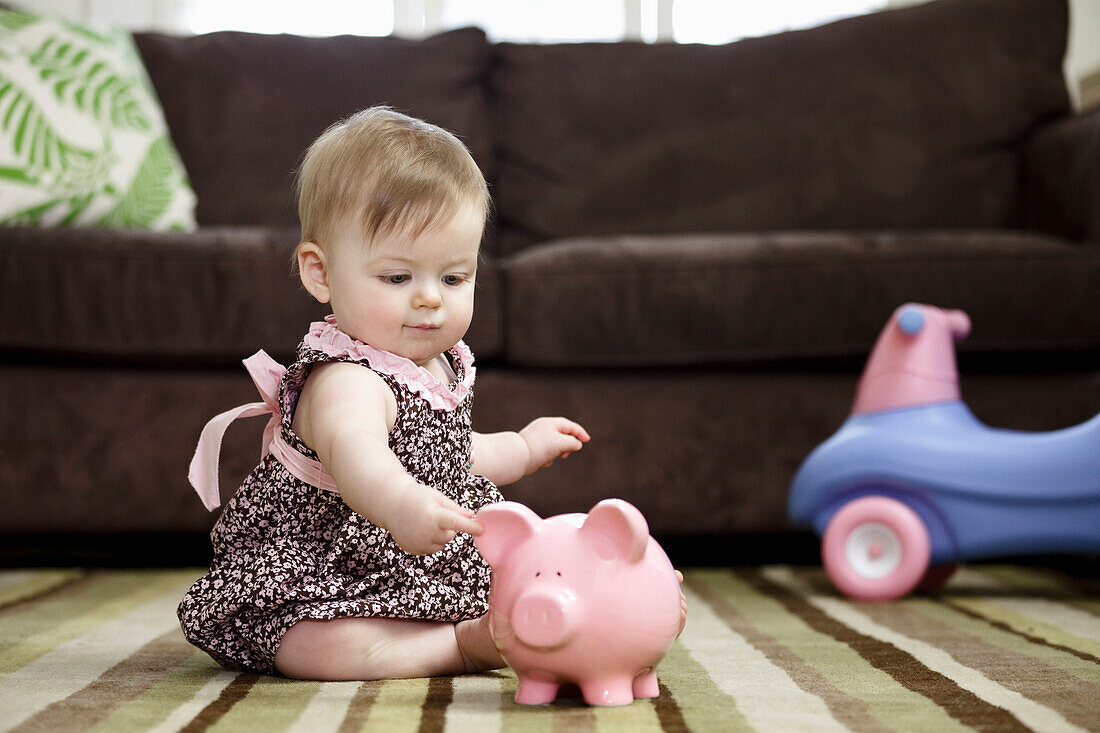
left=0, top=8, right=196, bottom=230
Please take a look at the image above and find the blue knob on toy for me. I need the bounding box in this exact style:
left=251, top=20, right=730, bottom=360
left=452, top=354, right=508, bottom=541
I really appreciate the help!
left=897, top=308, right=925, bottom=335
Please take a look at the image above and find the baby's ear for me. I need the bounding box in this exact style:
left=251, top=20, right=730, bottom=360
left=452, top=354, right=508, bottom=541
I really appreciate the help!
left=297, top=242, right=331, bottom=304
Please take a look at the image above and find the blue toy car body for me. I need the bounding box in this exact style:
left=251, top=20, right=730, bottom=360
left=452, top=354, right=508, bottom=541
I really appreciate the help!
left=789, top=401, right=1100, bottom=563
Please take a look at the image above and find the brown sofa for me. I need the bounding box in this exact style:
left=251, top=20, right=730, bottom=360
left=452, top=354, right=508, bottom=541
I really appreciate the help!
left=2, top=0, right=1098, bottom=565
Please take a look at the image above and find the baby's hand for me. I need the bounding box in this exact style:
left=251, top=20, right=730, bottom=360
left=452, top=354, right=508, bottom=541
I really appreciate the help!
left=382, top=481, right=483, bottom=555
left=519, top=417, right=591, bottom=475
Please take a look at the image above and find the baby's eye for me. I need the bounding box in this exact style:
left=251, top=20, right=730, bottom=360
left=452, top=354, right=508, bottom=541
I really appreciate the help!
left=381, top=274, right=410, bottom=285
left=442, top=274, right=468, bottom=287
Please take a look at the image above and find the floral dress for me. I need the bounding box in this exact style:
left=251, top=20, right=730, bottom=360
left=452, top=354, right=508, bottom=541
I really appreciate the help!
left=178, top=317, right=503, bottom=674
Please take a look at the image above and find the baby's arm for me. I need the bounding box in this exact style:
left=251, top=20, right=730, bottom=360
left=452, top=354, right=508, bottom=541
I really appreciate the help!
left=294, top=362, right=482, bottom=554
left=471, top=417, right=590, bottom=486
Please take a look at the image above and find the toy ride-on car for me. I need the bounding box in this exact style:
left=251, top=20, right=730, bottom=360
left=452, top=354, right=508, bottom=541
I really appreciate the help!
left=787, top=303, right=1100, bottom=601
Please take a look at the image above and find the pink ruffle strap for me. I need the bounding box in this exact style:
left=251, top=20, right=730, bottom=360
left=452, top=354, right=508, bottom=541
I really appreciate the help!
left=302, top=315, right=475, bottom=411
left=187, top=350, right=336, bottom=511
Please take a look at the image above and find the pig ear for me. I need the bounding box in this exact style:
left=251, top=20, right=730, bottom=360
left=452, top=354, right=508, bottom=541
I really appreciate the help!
left=474, top=501, right=542, bottom=567
left=580, top=499, right=649, bottom=564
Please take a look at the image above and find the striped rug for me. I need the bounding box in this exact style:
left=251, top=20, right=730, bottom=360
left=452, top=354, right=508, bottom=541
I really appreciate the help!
left=0, top=566, right=1097, bottom=732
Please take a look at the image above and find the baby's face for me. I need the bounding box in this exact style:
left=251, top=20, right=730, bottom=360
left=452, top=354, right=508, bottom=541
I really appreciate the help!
left=323, top=204, right=483, bottom=368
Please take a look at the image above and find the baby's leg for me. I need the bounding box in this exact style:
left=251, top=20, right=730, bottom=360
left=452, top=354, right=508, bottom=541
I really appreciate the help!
left=274, top=615, right=504, bottom=681
left=454, top=613, right=505, bottom=673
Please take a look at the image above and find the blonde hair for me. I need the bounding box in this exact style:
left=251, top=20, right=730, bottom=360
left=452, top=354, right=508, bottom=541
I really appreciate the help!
left=296, top=107, right=490, bottom=252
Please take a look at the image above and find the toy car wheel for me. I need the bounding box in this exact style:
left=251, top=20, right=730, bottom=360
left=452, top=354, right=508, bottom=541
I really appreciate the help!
left=822, top=496, right=931, bottom=601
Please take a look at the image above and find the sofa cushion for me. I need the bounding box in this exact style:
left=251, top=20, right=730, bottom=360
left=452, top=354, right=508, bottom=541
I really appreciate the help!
left=491, top=0, right=1069, bottom=254
left=502, top=231, right=1100, bottom=367
left=0, top=8, right=196, bottom=231
left=0, top=227, right=504, bottom=363
left=134, top=27, right=493, bottom=229
left=1024, top=108, right=1100, bottom=243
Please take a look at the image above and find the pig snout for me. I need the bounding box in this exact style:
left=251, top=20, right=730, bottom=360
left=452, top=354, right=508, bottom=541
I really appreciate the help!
left=511, top=587, right=579, bottom=648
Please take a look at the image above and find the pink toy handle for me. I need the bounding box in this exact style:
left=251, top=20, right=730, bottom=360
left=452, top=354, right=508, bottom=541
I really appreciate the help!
left=852, top=303, right=970, bottom=415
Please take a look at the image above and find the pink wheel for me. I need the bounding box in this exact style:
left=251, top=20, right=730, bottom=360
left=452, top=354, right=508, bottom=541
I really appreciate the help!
left=822, top=496, right=931, bottom=601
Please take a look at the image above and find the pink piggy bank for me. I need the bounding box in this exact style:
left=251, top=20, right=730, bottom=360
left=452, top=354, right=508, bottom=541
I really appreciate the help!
left=474, top=498, right=682, bottom=706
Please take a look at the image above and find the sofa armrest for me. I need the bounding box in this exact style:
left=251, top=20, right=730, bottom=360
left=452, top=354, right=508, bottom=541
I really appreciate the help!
left=1022, top=108, right=1100, bottom=243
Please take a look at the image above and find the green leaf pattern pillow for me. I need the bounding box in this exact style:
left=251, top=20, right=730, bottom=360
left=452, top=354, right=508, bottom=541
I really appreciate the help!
left=0, top=9, right=196, bottom=230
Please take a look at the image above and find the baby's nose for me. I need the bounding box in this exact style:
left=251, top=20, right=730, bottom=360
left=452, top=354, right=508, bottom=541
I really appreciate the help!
left=412, top=281, right=442, bottom=307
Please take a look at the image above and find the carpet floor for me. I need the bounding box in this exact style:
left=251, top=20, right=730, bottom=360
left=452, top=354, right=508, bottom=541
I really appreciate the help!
left=0, top=565, right=1097, bottom=732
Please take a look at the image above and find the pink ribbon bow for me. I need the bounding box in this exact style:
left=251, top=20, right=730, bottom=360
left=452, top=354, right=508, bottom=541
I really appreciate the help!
left=188, top=350, right=336, bottom=511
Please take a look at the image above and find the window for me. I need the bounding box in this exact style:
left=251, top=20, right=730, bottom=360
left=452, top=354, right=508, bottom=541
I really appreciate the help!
left=12, top=0, right=891, bottom=42
left=186, top=0, right=394, bottom=36
left=180, top=0, right=886, bottom=42
left=672, top=0, right=886, bottom=44
left=443, top=0, right=626, bottom=43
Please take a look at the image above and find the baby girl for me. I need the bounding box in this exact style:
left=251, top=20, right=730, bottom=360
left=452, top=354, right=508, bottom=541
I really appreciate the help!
left=179, top=107, right=590, bottom=680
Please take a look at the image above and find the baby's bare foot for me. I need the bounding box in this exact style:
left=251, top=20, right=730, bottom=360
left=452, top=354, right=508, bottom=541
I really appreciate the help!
left=455, top=615, right=506, bottom=673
